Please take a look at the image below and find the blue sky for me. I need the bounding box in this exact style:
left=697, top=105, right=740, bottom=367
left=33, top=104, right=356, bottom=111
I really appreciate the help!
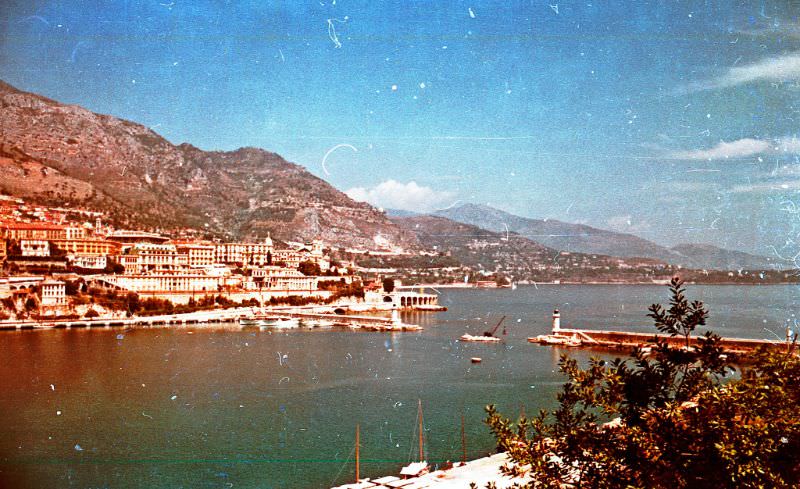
left=1, top=1, right=799, bottom=257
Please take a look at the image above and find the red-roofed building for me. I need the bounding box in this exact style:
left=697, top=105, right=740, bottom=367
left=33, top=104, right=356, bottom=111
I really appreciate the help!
left=1, top=222, right=68, bottom=240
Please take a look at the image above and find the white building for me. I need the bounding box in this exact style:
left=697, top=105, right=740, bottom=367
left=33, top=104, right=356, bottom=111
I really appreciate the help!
left=39, top=279, right=67, bottom=307
left=65, top=226, right=86, bottom=240
left=20, top=239, right=50, bottom=257
left=174, top=243, right=216, bottom=267
left=71, top=255, right=107, bottom=270
left=117, top=243, right=189, bottom=274
left=273, top=240, right=330, bottom=270
left=248, top=267, right=319, bottom=291
left=100, top=273, right=221, bottom=293
left=215, top=236, right=274, bottom=266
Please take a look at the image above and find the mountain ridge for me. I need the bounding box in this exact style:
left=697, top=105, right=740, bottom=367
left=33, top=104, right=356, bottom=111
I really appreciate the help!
left=433, top=203, right=778, bottom=271
left=0, top=80, right=419, bottom=249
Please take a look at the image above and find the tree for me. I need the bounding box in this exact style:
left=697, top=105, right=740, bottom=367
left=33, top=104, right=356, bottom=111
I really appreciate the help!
left=105, top=257, right=125, bottom=274
left=494, top=274, right=510, bottom=286
left=65, top=279, right=83, bottom=296
left=485, top=277, right=800, bottom=488
left=49, top=242, right=67, bottom=257
left=298, top=260, right=322, bottom=276
left=382, top=277, right=395, bottom=293
left=7, top=239, right=21, bottom=256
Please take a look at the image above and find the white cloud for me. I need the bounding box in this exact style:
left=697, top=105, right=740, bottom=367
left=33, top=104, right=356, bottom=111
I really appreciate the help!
left=686, top=51, right=800, bottom=91
left=668, top=136, right=800, bottom=161
left=669, top=138, right=772, bottom=160
left=345, top=180, right=455, bottom=212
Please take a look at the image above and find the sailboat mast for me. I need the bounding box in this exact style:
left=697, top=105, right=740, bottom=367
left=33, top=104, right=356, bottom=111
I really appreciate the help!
left=355, top=424, right=360, bottom=482
left=418, top=399, right=424, bottom=462
left=461, top=414, right=467, bottom=463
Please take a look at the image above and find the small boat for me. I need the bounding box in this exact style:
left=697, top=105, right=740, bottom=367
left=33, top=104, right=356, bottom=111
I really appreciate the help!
left=460, top=315, right=506, bottom=342
left=239, top=318, right=276, bottom=327
left=311, top=319, right=336, bottom=328
left=471, top=357, right=482, bottom=363
left=272, top=318, right=300, bottom=329
left=460, top=334, right=502, bottom=343
left=400, top=461, right=429, bottom=478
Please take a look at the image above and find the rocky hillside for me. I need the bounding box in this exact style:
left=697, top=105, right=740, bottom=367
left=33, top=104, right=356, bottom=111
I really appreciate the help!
left=0, top=80, right=419, bottom=249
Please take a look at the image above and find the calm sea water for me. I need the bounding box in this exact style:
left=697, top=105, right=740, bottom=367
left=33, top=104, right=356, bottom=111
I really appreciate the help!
left=0, top=285, right=796, bottom=488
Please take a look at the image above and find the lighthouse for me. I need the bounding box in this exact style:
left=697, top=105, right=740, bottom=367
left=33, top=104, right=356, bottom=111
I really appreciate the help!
left=552, top=309, right=561, bottom=333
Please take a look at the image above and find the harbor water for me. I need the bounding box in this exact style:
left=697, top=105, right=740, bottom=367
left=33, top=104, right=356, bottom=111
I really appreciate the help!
left=0, top=285, right=797, bottom=488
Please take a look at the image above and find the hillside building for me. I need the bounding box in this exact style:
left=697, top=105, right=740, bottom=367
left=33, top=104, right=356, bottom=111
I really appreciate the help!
left=174, top=242, right=216, bottom=267
left=39, top=279, right=67, bottom=307
left=2, top=222, right=67, bottom=241
left=117, top=243, right=188, bottom=274
left=106, top=230, right=170, bottom=245
left=247, top=267, right=319, bottom=291
left=215, top=237, right=274, bottom=266
left=20, top=239, right=50, bottom=257
left=51, top=238, right=121, bottom=257
left=71, top=255, right=107, bottom=270
left=99, top=273, right=221, bottom=294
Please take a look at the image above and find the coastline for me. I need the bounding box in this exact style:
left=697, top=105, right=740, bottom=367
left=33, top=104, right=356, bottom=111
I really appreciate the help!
left=0, top=299, right=431, bottom=331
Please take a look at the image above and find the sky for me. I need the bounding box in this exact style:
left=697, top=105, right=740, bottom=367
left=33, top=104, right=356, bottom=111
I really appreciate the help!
left=1, top=1, right=799, bottom=258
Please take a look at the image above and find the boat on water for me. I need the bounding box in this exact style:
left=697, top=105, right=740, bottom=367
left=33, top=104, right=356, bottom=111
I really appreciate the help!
left=459, top=315, right=507, bottom=343
left=271, top=318, right=300, bottom=329
left=460, top=333, right=502, bottom=343
left=310, top=319, right=336, bottom=328
left=240, top=315, right=301, bottom=329
left=238, top=317, right=280, bottom=327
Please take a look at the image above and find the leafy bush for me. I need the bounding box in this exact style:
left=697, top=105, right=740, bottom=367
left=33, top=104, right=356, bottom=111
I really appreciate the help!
left=486, top=278, right=800, bottom=488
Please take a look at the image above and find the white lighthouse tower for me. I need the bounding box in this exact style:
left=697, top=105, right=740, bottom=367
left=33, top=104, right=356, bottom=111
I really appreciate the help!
left=552, top=309, right=561, bottom=334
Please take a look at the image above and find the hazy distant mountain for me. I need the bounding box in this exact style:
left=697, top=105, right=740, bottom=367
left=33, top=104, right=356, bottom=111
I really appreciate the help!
left=390, top=214, right=550, bottom=265
left=0, top=80, right=419, bottom=249
left=434, top=203, right=778, bottom=271
left=435, top=203, right=675, bottom=258
left=668, top=243, right=779, bottom=271
left=390, top=214, right=682, bottom=283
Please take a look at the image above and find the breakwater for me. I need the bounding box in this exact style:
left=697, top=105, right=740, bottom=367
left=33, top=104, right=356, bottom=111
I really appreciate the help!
left=529, top=327, right=789, bottom=355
